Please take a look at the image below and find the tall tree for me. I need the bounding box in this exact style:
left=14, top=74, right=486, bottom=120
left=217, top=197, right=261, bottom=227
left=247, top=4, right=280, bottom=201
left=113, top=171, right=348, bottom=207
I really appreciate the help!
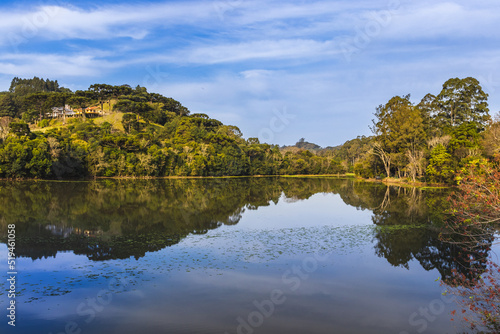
left=371, top=95, right=426, bottom=177
left=0, top=93, right=18, bottom=118
left=88, top=84, right=113, bottom=112
left=24, top=92, right=51, bottom=122
left=435, top=77, right=490, bottom=131
left=416, top=93, right=440, bottom=136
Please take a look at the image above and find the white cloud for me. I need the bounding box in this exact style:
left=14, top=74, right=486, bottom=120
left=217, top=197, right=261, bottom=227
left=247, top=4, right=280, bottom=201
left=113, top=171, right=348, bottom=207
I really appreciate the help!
left=378, top=1, right=500, bottom=41
left=0, top=53, right=119, bottom=77
left=228, top=0, right=377, bottom=25
left=0, top=0, right=498, bottom=47
left=168, top=39, right=339, bottom=64
left=0, top=2, right=217, bottom=46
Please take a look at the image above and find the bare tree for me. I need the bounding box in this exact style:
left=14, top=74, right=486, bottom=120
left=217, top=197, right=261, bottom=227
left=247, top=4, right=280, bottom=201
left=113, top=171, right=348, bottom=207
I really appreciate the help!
left=406, top=149, right=425, bottom=182
left=427, top=135, right=451, bottom=149
left=373, top=141, right=391, bottom=177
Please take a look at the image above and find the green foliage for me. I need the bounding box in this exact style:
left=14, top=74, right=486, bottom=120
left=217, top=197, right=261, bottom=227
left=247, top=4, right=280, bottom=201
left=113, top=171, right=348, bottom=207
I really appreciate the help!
left=426, top=144, right=454, bottom=184
left=323, top=135, right=373, bottom=172
left=354, top=161, right=372, bottom=178
left=371, top=95, right=427, bottom=178
left=122, top=113, right=141, bottom=133
left=9, top=122, right=31, bottom=137
left=0, top=113, right=351, bottom=178
left=481, top=116, right=500, bottom=157
left=9, top=76, right=61, bottom=95
left=2, top=76, right=192, bottom=126
left=435, top=77, right=490, bottom=131
left=448, top=122, right=482, bottom=158
left=367, top=77, right=492, bottom=183
left=38, top=119, right=50, bottom=128
left=0, top=75, right=495, bottom=183
left=353, top=153, right=378, bottom=178
left=0, top=136, right=52, bottom=178
left=295, top=138, right=321, bottom=150
left=0, top=93, right=17, bottom=117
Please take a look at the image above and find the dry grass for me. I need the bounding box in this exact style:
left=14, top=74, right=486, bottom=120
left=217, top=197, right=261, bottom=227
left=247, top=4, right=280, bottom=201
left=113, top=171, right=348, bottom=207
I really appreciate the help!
left=93, top=112, right=125, bottom=132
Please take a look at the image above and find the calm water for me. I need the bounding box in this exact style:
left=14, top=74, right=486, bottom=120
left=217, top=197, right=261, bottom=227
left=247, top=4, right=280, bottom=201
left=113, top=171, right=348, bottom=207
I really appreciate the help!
left=0, top=178, right=487, bottom=333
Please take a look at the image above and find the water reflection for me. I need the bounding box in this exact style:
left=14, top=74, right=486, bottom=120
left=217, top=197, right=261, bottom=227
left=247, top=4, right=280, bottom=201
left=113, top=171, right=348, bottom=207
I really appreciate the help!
left=0, top=178, right=492, bottom=281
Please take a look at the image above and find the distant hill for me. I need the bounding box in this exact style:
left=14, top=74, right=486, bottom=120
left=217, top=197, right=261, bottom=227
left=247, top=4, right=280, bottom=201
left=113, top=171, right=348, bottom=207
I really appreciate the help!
left=281, top=138, right=322, bottom=153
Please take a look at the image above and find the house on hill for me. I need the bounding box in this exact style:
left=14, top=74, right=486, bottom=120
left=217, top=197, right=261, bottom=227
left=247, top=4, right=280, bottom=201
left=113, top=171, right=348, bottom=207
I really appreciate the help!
left=48, top=104, right=76, bottom=118
left=48, top=105, right=104, bottom=118
left=83, top=106, right=104, bottom=117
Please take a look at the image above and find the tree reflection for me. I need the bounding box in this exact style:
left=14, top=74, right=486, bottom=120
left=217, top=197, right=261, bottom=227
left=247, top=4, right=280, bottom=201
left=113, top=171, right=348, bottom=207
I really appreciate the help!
left=370, top=186, right=492, bottom=284
left=0, top=178, right=494, bottom=277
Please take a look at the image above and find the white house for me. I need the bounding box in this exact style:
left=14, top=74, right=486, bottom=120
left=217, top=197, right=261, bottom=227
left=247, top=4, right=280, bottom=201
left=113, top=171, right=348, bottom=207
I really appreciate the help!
left=48, top=104, right=76, bottom=118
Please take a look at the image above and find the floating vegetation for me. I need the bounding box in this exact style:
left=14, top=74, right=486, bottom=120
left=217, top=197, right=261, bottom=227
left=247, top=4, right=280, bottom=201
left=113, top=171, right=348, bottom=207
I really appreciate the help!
left=182, top=224, right=378, bottom=265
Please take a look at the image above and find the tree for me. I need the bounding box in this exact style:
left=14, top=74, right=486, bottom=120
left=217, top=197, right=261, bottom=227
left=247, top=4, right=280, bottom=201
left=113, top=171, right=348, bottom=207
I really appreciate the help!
left=161, top=97, right=190, bottom=116
left=426, top=144, right=454, bottom=183
left=9, top=122, right=31, bottom=137
left=0, top=93, right=18, bottom=118
left=88, top=84, right=113, bottom=112
left=448, top=121, right=482, bottom=161
left=9, top=76, right=60, bottom=95
left=435, top=77, right=490, bottom=131
left=24, top=92, right=51, bottom=122
left=371, top=95, right=426, bottom=178
left=416, top=93, right=440, bottom=136
left=354, top=159, right=375, bottom=178
left=481, top=113, right=500, bottom=157
left=113, top=99, right=153, bottom=120
left=372, top=141, right=391, bottom=178
left=122, top=113, right=140, bottom=133
left=406, top=149, right=425, bottom=182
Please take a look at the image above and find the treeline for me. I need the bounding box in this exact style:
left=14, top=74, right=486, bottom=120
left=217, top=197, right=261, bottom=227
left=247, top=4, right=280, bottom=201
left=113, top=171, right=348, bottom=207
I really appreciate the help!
left=331, top=77, right=499, bottom=184
left=2, top=76, right=497, bottom=181
left=0, top=77, right=347, bottom=178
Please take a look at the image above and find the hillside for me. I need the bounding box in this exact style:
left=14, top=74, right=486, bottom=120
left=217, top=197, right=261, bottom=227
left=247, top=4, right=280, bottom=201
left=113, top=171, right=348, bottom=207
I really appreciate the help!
left=0, top=77, right=347, bottom=179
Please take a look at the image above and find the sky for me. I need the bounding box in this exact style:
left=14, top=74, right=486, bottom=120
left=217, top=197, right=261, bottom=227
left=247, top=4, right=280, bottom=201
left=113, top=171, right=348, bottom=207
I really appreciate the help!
left=0, top=0, right=499, bottom=147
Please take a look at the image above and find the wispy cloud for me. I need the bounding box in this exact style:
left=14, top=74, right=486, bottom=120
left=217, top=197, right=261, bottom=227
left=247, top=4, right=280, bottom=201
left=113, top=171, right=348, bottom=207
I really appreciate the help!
left=381, top=1, right=500, bottom=40
left=0, top=2, right=217, bottom=46
left=165, top=39, right=339, bottom=64
left=0, top=52, right=119, bottom=77
left=0, top=0, right=499, bottom=145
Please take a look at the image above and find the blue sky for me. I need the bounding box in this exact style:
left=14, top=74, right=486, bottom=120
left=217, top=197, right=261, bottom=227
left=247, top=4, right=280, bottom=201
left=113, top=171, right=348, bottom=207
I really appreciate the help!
left=0, top=0, right=499, bottom=147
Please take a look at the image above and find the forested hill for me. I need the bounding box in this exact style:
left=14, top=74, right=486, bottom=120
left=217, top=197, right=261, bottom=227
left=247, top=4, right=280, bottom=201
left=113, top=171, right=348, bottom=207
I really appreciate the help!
left=0, top=76, right=498, bottom=182
left=0, top=77, right=346, bottom=179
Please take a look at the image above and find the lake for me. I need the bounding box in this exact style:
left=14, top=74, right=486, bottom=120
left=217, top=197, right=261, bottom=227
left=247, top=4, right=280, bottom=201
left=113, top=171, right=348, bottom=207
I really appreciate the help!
left=0, top=177, right=486, bottom=333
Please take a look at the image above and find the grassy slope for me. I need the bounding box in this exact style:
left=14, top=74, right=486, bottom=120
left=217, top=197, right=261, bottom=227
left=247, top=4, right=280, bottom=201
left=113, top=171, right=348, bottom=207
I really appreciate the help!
left=32, top=112, right=126, bottom=133
left=93, top=112, right=125, bottom=132
left=30, top=99, right=168, bottom=134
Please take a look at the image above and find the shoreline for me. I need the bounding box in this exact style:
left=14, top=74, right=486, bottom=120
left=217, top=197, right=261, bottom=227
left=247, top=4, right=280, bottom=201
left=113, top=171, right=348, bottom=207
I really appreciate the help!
left=361, top=177, right=449, bottom=189
left=0, top=174, right=343, bottom=182
left=0, top=174, right=450, bottom=188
